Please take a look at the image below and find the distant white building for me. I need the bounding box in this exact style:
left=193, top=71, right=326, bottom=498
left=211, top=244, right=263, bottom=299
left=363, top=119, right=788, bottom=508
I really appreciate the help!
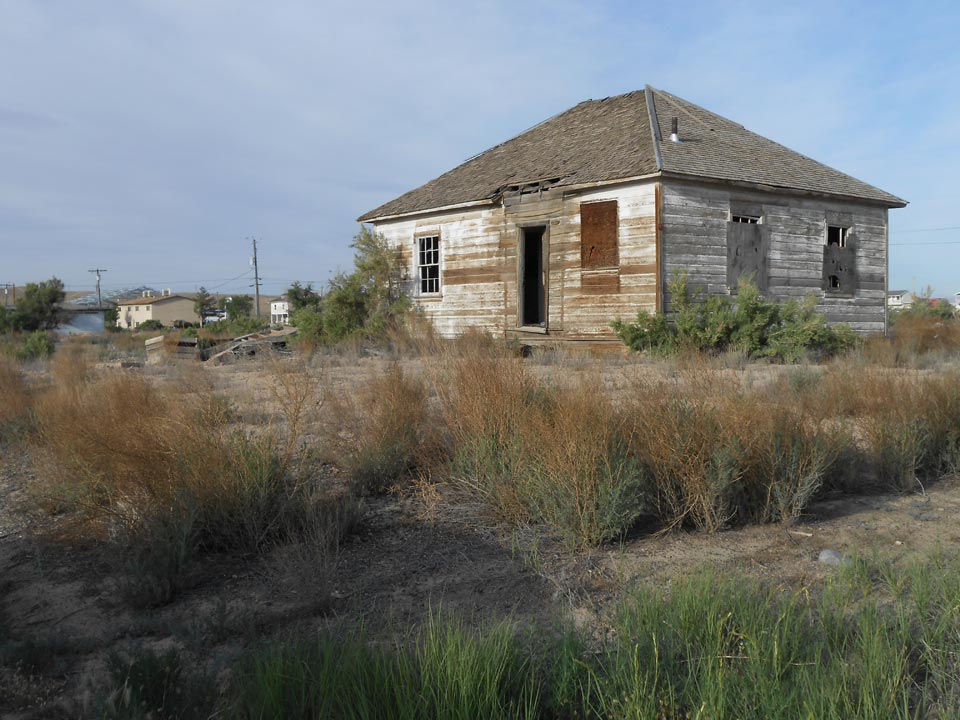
left=887, top=290, right=915, bottom=310
left=270, top=298, right=290, bottom=325
left=954, top=291, right=960, bottom=312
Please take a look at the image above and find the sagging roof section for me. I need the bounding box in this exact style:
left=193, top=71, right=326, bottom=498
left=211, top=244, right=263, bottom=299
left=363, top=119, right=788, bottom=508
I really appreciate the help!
left=359, top=87, right=905, bottom=222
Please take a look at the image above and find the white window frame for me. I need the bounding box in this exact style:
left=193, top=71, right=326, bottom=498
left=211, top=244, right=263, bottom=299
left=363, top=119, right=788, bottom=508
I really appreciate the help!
left=731, top=214, right=761, bottom=224
left=417, top=234, right=441, bottom=295
left=826, top=224, right=848, bottom=248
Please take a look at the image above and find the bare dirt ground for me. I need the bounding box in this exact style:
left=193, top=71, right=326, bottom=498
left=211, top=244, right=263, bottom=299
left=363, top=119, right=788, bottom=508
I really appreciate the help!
left=3, top=354, right=960, bottom=717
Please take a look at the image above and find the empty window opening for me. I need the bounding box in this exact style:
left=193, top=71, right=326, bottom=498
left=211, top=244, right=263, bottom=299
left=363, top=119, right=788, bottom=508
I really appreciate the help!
left=732, top=214, right=761, bottom=224
left=418, top=235, right=440, bottom=294
left=520, top=226, right=546, bottom=327
left=827, top=225, right=847, bottom=247
left=828, top=274, right=841, bottom=289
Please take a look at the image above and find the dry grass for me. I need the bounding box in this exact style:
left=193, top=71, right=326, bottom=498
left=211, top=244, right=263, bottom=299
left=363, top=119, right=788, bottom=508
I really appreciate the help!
left=29, top=366, right=348, bottom=606
left=0, top=357, right=31, bottom=435
left=327, top=363, right=439, bottom=493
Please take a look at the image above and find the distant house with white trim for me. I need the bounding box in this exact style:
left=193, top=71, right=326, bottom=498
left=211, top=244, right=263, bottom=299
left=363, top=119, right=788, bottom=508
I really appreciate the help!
left=887, top=290, right=915, bottom=310
left=270, top=297, right=291, bottom=325
left=117, top=290, right=199, bottom=329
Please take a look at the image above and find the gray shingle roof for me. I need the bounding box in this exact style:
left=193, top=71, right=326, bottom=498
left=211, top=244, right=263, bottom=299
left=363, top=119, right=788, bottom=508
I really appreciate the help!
left=359, top=87, right=905, bottom=221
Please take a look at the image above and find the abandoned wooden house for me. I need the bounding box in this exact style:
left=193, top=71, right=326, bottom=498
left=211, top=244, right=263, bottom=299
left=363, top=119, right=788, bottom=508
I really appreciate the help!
left=358, top=86, right=906, bottom=341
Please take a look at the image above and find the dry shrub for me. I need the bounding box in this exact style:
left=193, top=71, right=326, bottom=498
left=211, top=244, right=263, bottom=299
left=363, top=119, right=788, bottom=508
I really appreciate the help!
left=627, top=379, right=742, bottom=532
left=435, top=336, right=535, bottom=520
left=0, top=357, right=32, bottom=436
left=892, top=313, right=960, bottom=359
left=626, top=365, right=845, bottom=531
left=265, top=355, right=324, bottom=472
left=844, top=369, right=960, bottom=490
left=519, top=384, right=650, bottom=545
left=436, top=339, right=650, bottom=545
left=30, top=371, right=344, bottom=606
left=328, top=363, right=437, bottom=493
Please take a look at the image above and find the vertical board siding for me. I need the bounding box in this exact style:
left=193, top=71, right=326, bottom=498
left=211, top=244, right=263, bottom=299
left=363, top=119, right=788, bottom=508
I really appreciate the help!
left=661, top=180, right=887, bottom=333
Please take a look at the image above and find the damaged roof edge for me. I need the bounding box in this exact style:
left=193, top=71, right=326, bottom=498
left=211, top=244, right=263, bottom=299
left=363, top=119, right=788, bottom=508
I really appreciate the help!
left=358, top=172, right=665, bottom=224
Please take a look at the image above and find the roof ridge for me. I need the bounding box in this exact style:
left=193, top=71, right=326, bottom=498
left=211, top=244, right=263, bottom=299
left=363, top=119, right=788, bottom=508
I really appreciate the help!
left=643, top=85, right=663, bottom=171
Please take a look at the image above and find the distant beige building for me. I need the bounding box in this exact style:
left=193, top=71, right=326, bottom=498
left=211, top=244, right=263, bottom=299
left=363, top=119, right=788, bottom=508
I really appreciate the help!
left=116, top=291, right=199, bottom=329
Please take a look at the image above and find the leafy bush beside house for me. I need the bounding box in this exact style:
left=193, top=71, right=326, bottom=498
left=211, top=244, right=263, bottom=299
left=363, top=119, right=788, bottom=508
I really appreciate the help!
left=612, top=273, right=857, bottom=361
left=289, top=227, right=410, bottom=346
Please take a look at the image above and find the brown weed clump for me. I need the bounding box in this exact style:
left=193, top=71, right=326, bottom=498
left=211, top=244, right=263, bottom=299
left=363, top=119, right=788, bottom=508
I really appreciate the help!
left=0, top=356, right=32, bottom=436
left=30, top=370, right=345, bottom=606
left=625, top=365, right=845, bottom=531
left=329, top=363, right=438, bottom=493
left=435, top=338, right=650, bottom=546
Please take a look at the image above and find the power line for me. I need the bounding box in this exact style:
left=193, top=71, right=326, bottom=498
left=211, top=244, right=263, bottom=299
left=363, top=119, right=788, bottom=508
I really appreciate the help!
left=891, top=240, right=960, bottom=246
left=893, top=225, right=960, bottom=234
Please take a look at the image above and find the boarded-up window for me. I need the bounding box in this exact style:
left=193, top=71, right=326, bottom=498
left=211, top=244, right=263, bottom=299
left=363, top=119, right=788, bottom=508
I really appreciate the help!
left=727, top=222, right=769, bottom=291
left=580, top=200, right=618, bottom=269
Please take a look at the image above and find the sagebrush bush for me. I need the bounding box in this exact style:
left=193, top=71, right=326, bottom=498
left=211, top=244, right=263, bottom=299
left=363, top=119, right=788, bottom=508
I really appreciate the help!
left=613, top=273, right=858, bottom=361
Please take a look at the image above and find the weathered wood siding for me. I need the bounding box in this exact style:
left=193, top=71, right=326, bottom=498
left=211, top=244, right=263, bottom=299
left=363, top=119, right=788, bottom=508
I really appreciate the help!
left=661, top=179, right=887, bottom=333
left=373, top=180, right=658, bottom=339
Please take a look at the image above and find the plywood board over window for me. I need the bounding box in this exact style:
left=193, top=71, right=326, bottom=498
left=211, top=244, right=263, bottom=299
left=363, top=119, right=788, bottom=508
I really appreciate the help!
left=727, top=221, right=769, bottom=291
left=580, top=200, right=619, bottom=269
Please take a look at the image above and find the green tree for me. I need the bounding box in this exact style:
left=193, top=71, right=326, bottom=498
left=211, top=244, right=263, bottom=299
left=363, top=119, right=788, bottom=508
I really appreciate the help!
left=225, top=295, right=253, bottom=319
left=321, top=226, right=409, bottom=343
left=103, top=305, right=119, bottom=330
left=193, top=287, right=215, bottom=320
left=286, top=281, right=321, bottom=311
left=14, top=278, right=65, bottom=331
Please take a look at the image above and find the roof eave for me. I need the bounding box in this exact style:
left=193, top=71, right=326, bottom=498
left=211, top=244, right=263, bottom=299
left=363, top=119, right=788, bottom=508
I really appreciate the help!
left=660, top=171, right=908, bottom=208
left=358, top=197, right=497, bottom=224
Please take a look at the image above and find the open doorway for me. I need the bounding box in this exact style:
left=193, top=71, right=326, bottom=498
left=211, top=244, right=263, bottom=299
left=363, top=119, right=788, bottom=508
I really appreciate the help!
left=520, top=226, right=546, bottom=328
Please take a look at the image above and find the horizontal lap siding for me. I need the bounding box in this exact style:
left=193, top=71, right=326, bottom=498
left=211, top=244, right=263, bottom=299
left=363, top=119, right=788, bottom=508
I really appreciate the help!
left=374, top=180, right=658, bottom=340
left=375, top=207, right=507, bottom=338
left=557, top=183, right=657, bottom=337
left=662, top=180, right=888, bottom=333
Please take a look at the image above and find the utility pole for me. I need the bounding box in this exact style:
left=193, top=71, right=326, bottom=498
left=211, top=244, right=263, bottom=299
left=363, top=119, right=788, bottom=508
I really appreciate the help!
left=88, top=268, right=107, bottom=308
left=251, top=237, right=261, bottom=319
left=2, top=283, right=14, bottom=308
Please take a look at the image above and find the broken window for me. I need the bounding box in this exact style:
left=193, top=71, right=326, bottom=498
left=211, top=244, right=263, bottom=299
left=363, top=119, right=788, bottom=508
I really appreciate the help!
left=417, top=235, right=440, bottom=294
left=822, top=226, right=857, bottom=294
left=731, top=214, right=761, bottom=224
left=580, top=200, right=618, bottom=269
left=827, top=225, right=847, bottom=247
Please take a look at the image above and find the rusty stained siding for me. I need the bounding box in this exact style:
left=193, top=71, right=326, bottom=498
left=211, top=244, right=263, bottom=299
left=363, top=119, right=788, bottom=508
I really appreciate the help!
left=557, top=181, right=657, bottom=337
left=661, top=179, right=887, bottom=333
left=374, top=206, right=507, bottom=338
left=372, top=179, right=658, bottom=340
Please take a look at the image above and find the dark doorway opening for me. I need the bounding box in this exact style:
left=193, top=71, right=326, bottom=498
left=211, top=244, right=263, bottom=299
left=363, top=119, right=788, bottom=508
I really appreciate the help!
left=520, top=226, right=546, bottom=327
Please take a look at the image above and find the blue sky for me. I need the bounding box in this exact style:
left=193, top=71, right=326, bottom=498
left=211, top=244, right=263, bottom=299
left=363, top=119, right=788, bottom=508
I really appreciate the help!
left=1, top=0, right=958, bottom=298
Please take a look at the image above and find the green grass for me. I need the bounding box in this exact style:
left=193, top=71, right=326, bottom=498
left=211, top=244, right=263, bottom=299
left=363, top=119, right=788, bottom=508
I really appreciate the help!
left=226, top=550, right=960, bottom=719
